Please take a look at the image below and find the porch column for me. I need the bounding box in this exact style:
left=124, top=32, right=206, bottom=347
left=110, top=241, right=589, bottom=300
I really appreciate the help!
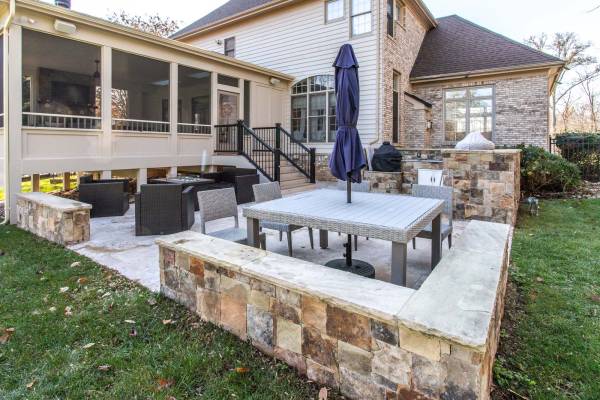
left=168, top=166, right=177, bottom=178
left=7, top=25, right=23, bottom=223
left=136, top=168, right=147, bottom=192
left=169, top=62, right=178, bottom=159
left=101, top=170, right=112, bottom=179
left=211, top=71, right=218, bottom=153
left=32, top=174, right=40, bottom=192
left=63, top=172, right=71, bottom=191
left=100, top=46, right=112, bottom=161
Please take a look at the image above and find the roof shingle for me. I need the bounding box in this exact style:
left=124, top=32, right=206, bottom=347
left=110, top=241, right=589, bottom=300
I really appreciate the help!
left=410, top=15, right=563, bottom=79
left=172, top=0, right=275, bottom=39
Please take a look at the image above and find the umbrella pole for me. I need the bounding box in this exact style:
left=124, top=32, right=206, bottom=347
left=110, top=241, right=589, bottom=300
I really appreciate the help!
left=347, top=173, right=351, bottom=203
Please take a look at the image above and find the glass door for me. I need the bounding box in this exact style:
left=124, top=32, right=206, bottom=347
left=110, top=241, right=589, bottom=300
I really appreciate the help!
left=218, top=91, right=240, bottom=147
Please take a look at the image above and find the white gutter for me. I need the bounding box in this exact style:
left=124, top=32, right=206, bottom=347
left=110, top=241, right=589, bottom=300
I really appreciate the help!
left=2, top=0, right=15, bottom=225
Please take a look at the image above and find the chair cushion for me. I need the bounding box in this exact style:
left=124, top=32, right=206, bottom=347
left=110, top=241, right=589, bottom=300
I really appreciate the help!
left=417, top=223, right=453, bottom=239
left=260, top=220, right=301, bottom=232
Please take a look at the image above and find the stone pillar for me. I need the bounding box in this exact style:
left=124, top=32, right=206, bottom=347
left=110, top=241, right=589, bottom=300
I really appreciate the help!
left=32, top=174, right=40, bottom=192
left=63, top=172, right=71, bottom=191
left=137, top=168, right=147, bottom=192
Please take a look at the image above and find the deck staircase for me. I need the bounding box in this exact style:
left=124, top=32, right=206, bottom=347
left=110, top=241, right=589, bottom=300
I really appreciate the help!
left=214, top=121, right=317, bottom=194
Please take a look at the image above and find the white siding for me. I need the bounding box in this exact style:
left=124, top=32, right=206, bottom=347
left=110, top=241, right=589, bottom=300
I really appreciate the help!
left=184, top=0, right=380, bottom=153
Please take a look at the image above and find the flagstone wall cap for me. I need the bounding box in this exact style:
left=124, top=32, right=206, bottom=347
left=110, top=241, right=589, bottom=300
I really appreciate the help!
left=441, top=148, right=521, bottom=154
left=396, top=221, right=511, bottom=351
left=157, top=232, right=416, bottom=322
left=16, top=192, right=92, bottom=212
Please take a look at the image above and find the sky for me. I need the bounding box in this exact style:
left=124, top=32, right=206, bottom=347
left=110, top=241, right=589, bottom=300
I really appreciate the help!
left=43, top=0, right=600, bottom=58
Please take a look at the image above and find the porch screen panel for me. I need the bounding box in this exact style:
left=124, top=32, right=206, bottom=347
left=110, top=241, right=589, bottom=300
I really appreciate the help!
left=178, top=65, right=211, bottom=134
left=21, top=29, right=101, bottom=129
left=112, top=50, right=170, bottom=132
left=0, top=35, right=3, bottom=127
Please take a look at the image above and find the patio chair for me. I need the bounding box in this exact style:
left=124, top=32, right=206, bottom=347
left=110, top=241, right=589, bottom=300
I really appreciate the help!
left=200, top=167, right=260, bottom=204
left=335, top=180, right=371, bottom=250
left=411, top=184, right=453, bottom=249
left=134, top=184, right=195, bottom=236
left=79, top=176, right=130, bottom=218
left=253, top=182, right=314, bottom=256
left=197, top=188, right=266, bottom=248
left=417, top=169, right=443, bottom=186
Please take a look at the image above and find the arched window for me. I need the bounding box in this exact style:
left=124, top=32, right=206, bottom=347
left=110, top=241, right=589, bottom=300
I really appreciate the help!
left=291, top=75, right=336, bottom=143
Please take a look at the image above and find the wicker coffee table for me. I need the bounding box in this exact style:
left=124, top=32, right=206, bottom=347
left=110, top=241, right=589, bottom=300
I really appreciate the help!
left=243, top=189, right=444, bottom=287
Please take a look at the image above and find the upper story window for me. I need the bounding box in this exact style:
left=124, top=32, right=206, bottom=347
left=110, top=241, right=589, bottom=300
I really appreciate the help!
left=444, top=86, right=494, bottom=143
left=351, top=0, right=372, bottom=36
left=224, top=37, right=235, bottom=57
left=326, top=0, right=344, bottom=22
left=387, top=0, right=406, bottom=36
left=291, top=75, right=337, bottom=143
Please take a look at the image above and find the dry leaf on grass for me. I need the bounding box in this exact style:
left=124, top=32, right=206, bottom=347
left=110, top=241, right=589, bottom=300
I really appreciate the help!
left=64, top=306, right=73, bottom=316
left=319, top=387, right=328, bottom=400
left=70, top=261, right=81, bottom=268
left=59, top=287, right=70, bottom=293
left=234, top=367, right=250, bottom=374
left=162, top=319, right=176, bottom=325
left=0, top=328, right=15, bottom=344
left=82, top=342, right=95, bottom=349
left=98, top=365, right=111, bottom=372
left=147, top=298, right=157, bottom=306
left=124, top=320, right=136, bottom=324
left=48, top=306, right=57, bottom=313
left=590, top=294, right=600, bottom=304
left=26, top=379, right=36, bottom=390
left=535, top=277, right=544, bottom=283
left=157, top=378, right=174, bottom=391
left=77, top=277, right=88, bottom=285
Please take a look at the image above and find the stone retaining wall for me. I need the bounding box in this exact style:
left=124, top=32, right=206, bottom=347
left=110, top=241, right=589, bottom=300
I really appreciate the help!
left=158, top=220, right=511, bottom=400
left=16, top=192, right=91, bottom=245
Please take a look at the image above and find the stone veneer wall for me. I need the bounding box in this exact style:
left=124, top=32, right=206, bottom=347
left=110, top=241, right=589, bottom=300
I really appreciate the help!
left=157, top=220, right=511, bottom=400
left=16, top=193, right=91, bottom=245
left=412, top=73, right=550, bottom=149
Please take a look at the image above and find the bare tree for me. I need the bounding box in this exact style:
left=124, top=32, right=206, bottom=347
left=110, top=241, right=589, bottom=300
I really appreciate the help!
left=107, top=11, right=180, bottom=38
left=525, top=32, right=598, bottom=132
left=580, top=71, right=599, bottom=131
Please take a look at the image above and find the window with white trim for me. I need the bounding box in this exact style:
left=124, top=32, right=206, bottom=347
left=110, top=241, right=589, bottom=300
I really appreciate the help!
left=351, top=0, right=372, bottom=36
left=291, top=75, right=337, bottom=143
left=326, top=0, right=344, bottom=22
left=444, top=86, right=494, bottom=142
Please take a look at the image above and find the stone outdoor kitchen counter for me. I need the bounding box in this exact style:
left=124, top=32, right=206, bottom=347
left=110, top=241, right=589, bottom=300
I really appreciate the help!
left=157, top=219, right=511, bottom=399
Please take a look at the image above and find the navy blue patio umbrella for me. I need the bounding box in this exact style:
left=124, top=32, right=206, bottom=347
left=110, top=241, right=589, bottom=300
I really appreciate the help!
left=326, top=44, right=374, bottom=278
left=328, top=43, right=367, bottom=204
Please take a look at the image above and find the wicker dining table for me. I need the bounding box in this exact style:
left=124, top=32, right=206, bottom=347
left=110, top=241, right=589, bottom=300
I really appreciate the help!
left=243, top=189, right=444, bottom=287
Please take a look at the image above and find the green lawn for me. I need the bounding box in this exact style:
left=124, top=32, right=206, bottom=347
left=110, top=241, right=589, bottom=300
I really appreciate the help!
left=494, top=199, right=600, bottom=399
left=0, top=226, right=336, bottom=399
left=0, top=177, right=78, bottom=201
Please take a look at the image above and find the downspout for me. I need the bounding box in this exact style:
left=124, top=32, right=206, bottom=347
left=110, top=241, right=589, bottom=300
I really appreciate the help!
left=2, top=0, right=15, bottom=225
left=370, top=0, right=382, bottom=147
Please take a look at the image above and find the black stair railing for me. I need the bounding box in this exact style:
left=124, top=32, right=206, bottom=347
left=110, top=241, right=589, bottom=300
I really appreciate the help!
left=214, top=121, right=316, bottom=184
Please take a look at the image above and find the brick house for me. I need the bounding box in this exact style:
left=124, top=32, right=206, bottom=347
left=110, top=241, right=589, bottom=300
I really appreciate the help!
left=172, top=0, right=564, bottom=152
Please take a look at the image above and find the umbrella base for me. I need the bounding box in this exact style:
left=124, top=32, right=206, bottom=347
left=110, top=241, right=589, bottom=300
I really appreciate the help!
left=325, top=259, right=375, bottom=278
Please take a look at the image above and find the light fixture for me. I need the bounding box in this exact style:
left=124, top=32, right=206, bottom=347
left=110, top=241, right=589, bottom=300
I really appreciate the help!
left=93, top=60, right=101, bottom=85
left=54, top=19, right=76, bottom=34
left=215, top=39, right=223, bottom=46
left=269, top=77, right=281, bottom=86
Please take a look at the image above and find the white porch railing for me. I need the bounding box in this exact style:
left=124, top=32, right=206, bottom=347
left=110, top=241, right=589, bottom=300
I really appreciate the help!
left=112, top=118, right=170, bottom=133
left=22, top=112, right=101, bottom=130
left=177, top=123, right=211, bottom=135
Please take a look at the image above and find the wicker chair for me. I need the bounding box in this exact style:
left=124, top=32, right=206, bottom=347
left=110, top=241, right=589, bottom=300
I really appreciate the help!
left=199, top=167, right=260, bottom=204
left=253, top=182, right=314, bottom=256
left=411, top=184, right=453, bottom=249
left=134, top=184, right=195, bottom=236
left=335, top=180, right=371, bottom=250
left=197, top=188, right=266, bottom=248
left=79, top=176, right=130, bottom=218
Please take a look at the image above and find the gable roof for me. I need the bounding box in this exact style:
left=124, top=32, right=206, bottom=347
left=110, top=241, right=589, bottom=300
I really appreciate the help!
left=172, top=0, right=436, bottom=40
left=410, top=15, right=564, bottom=81
left=171, top=0, right=278, bottom=39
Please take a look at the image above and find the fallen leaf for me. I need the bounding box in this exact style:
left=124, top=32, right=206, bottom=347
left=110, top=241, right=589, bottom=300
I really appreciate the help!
left=98, top=365, right=111, bottom=372
left=0, top=328, right=15, bottom=344
left=49, top=307, right=57, bottom=313
left=166, top=397, right=177, bottom=400
left=101, top=292, right=111, bottom=298
left=162, top=319, right=175, bottom=325
left=535, top=277, right=544, bottom=283
left=319, top=387, right=328, bottom=400
left=59, top=287, right=70, bottom=293
left=70, top=261, right=81, bottom=268
left=129, top=327, right=138, bottom=337
left=64, top=306, right=73, bottom=316
left=77, top=277, right=88, bottom=285
left=235, top=367, right=250, bottom=374
left=147, top=298, right=157, bottom=306
left=124, top=320, right=136, bottom=324
left=26, top=379, right=36, bottom=390
left=83, top=342, right=95, bottom=349
left=590, top=294, right=600, bottom=304
left=157, top=378, right=174, bottom=391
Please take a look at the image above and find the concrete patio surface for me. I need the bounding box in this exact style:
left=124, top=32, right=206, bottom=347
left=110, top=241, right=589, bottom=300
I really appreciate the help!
left=70, top=204, right=466, bottom=292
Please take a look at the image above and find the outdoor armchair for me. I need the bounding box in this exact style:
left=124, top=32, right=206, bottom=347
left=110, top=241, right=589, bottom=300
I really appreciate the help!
left=134, top=184, right=195, bottom=236
left=78, top=177, right=130, bottom=218
left=411, top=184, right=454, bottom=249
left=253, top=182, right=314, bottom=256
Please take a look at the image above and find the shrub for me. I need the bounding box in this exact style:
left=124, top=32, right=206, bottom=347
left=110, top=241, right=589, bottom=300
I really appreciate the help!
left=555, top=133, right=600, bottom=182
left=518, top=145, right=581, bottom=193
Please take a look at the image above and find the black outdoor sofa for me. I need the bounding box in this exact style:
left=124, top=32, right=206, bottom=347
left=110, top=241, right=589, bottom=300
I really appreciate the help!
left=198, top=167, right=260, bottom=204
left=135, top=184, right=195, bottom=236
left=78, top=176, right=130, bottom=218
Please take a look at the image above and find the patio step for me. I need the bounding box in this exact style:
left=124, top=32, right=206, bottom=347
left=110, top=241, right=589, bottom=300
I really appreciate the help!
left=281, top=183, right=317, bottom=196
